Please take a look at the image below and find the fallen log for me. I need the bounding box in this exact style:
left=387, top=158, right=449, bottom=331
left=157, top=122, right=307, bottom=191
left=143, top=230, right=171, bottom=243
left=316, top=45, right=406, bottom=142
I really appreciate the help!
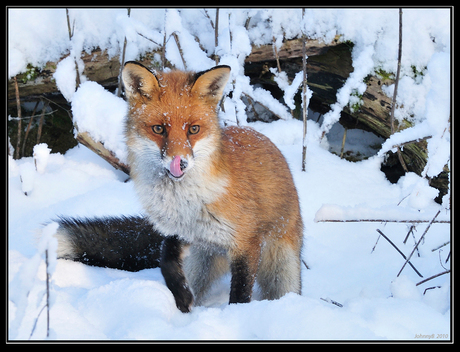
left=7, top=48, right=157, bottom=103
left=7, top=38, right=438, bottom=183
left=76, top=131, right=130, bottom=175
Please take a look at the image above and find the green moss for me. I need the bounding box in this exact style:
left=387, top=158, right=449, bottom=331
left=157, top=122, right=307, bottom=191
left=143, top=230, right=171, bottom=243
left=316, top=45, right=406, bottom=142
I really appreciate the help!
left=348, top=89, right=363, bottom=113
left=22, top=64, right=39, bottom=83
left=411, top=65, right=427, bottom=78
left=375, top=67, right=394, bottom=81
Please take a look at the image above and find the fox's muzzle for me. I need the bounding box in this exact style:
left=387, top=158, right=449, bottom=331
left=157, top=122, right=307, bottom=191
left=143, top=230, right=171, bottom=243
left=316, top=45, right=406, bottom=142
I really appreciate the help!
left=168, top=155, right=188, bottom=179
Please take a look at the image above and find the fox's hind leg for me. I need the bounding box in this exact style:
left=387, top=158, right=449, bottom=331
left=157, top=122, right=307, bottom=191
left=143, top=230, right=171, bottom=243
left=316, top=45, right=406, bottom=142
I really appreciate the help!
left=183, top=245, right=229, bottom=306
left=257, top=239, right=302, bottom=300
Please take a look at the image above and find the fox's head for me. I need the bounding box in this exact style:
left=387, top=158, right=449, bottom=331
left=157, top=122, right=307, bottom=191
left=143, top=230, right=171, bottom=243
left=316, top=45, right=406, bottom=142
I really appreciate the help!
left=122, top=62, right=230, bottom=181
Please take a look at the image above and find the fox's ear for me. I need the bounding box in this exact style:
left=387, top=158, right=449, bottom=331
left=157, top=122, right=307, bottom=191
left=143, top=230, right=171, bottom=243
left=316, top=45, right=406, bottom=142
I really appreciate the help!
left=122, top=61, right=160, bottom=102
left=191, top=65, right=231, bottom=104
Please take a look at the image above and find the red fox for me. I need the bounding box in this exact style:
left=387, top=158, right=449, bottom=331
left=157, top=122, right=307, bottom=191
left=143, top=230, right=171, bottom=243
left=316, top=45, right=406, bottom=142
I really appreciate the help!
left=53, top=62, right=303, bottom=313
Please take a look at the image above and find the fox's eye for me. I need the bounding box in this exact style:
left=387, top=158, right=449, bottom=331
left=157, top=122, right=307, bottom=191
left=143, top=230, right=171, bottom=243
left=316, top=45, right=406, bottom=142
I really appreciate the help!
left=152, top=125, right=164, bottom=134
left=189, top=125, right=200, bottom=135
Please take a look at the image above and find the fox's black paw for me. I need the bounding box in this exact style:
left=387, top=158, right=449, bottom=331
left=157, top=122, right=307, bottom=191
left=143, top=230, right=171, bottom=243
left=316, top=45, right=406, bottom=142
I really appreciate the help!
left=174, top=287, right=194, bottom=313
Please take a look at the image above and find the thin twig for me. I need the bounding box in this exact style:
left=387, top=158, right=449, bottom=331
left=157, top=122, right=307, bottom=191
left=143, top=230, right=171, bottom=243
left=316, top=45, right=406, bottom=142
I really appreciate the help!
left=36, top=101, right=48, bottom=145
left=389, top=8, right=408, bottom=173
left=28, top=249, right=51, bottom=339
left=22, top=100, right=40, bottom=156
left=272, top=36, right=282, bottom=73
left=301, top=8, right=308, bottom=172
left=402, top=225, right=415, bottom=244
left=14, top=76, right=22, bottom=159
left=28, top=304, right=47, bottom=339
left=214, top=9, right=219, bottom=65
left=45, top=249, right=50, bottom=337
left=431, top=241, right=450, bottom=252
left=340, top=127, right=348, bottom=159
left=416, top=270, right=450, bottom=286
left=397, top=210, right=441, bottom=277
left=161, top=26, right=167, bottom=70
left=172, top=32, right=187, bottom=70
left=403, top=224, right=421, bottom=257
left=320, top=297, right=343, bottom=308
left=118, top=8, right=131, bottom=97
left=66, top=8, right=81, bottom=90
left=203, top=9, right=215, bottom=30
left=376, top=229, right=423, bottom=277
left=302, top=259, right=310, bottom=270
left=136, top=32, right=161, bottom=46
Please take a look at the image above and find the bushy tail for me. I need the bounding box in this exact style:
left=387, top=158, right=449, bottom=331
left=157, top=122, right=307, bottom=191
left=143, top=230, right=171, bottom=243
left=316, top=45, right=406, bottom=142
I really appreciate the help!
left=53, top=215, right=164, bottom=272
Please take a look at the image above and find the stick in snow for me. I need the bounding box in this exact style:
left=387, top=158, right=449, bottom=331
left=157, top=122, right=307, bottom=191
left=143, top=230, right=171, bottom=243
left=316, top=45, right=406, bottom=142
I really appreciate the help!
left=376, top=229, right=423, bottom=278
left=389, top=8, right=408, bottom=173
left=397, top=210, right=441, bottom=277
left=320, top=297, right=343, bottom=308
left=117, top=8, right=131, bottom=97
left=416, top=270, right=450, bottom=287
left=301, top=8, right=308, bottom=172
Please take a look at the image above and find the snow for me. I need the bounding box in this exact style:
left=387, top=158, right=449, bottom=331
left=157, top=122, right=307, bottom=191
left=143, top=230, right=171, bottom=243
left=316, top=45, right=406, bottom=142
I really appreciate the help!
left=71, top=81, right=129, bottom=164
left=8, top=125, right=451, bottom=340
left=8, top=8, right=450, bottom=341
left=33, top=143, right=52, bottom=175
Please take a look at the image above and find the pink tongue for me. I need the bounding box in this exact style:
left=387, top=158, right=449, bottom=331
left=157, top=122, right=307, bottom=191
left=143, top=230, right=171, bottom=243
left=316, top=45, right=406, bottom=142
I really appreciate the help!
left=170, top=155, right=184, bottom=178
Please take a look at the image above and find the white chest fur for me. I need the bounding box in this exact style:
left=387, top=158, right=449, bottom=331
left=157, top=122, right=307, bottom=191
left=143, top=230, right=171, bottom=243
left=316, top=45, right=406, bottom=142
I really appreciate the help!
left=133, top=166, right=234, bottom=249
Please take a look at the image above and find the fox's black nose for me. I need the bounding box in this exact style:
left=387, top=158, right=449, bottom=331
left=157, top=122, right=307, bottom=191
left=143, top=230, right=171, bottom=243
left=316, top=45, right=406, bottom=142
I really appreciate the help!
left=180, top=159, right=188, bottom=171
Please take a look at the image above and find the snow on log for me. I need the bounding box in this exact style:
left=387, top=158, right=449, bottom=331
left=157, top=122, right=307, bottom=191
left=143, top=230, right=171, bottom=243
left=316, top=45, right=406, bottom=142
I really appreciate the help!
left=314, top=204, right=450, bottom=223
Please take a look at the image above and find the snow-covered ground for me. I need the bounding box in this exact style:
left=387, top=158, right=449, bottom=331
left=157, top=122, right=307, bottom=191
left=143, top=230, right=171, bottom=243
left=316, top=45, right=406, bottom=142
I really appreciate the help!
left=8, top=8, right=450, bottom=341
left=8, top=122, right=450, bottom=340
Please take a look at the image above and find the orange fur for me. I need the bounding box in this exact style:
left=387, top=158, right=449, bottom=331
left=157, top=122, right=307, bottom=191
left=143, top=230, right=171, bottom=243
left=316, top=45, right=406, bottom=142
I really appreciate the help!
left=122, top=62, right=303, bottom=310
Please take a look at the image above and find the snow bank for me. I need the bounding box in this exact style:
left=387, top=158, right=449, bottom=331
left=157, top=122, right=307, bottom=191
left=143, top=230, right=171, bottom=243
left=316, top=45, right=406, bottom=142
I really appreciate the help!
left=71, top=81, right=128, bottom=163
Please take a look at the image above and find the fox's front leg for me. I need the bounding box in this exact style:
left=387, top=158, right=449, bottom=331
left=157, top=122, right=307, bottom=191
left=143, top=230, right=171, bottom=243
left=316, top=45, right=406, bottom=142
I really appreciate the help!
left=160, top=236, right=194, bottom=313
left=229, top=245, right=260, bottom=304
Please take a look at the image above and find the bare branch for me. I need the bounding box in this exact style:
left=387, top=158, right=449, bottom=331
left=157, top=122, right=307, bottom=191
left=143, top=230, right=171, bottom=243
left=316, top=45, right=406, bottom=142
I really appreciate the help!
left=66, top=8, right=81, bottom=90
left=136, top=31, right=161, bottom=46
left=376, top=229, right=423, bottom=277
left=320, top=297, right=343, bottom=308
left=45, top=249, right=50, bottom=337
left=416, top=270, right=450, bottom=286
left=13, top=76, right=22, bottom=160
left=389, top=8, right=408, bottom=173
left=118, top=8, right=131, bottom=97
left=214, top=9, right=219, bottom=65
left=172, top=32, right=187, bottom=70
left=397, top=210, right=441, bottom=277
left=272, top=36, right=282, bottom=73
left=301, top=8, right=308, bottom=172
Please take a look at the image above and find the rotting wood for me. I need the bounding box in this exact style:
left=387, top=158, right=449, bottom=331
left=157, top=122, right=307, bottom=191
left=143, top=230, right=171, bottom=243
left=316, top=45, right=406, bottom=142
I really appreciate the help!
left=245, top=37, right=341, bottom=63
